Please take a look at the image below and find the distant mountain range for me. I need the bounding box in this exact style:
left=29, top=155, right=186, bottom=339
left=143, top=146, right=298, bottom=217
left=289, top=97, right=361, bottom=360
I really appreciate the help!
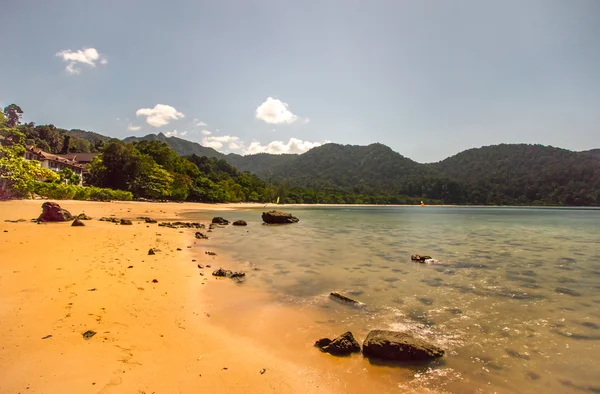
left=118, top=132, right=599, bottom=206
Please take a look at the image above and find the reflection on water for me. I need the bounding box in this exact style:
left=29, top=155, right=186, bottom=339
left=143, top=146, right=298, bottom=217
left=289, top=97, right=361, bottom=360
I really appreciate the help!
left=185, top=206, right=600, bottom=393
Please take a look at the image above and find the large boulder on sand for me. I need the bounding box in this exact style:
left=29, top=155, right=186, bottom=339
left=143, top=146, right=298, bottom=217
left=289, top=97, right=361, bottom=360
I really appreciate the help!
left=232, top=220, right=247, bottom=226
left=212, top=217, right=229, bottom=225
left=38, top=202, right=73, bottom=222
left=362, top=330, right=444, bottom=362
left=315, top=331, right=361, bottom=356
left=261, top=210, right=299, bottom=224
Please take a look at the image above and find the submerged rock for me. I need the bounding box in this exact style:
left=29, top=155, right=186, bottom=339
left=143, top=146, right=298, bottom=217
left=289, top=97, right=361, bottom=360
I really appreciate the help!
left=330, top=292, right=363, bottom=306
left=233, top=220, right=247, bottom=226
left=555, top=287, right=581, bottom=297
left=71, top=218, right=85, bottom=227
left=315, top=332, right=361, bottom=356
left=212, top=217, right=230, bottom=225
left=159, top=221, right=204, bottom=229
left=362, top=330, right=444, bottom=362
left=37, top=202, right=73, bottom=222
left=411, top=254, right=432, bottom=263
left=261, top=210, right=299, bottom=224
left=120, top=219, right=133, bottom=225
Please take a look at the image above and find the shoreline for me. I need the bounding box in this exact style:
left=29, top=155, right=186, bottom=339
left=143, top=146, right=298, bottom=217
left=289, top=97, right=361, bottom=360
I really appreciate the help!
left=0, top=200, right=429, bottom=393
left=0, top=200, right=340, bottom=393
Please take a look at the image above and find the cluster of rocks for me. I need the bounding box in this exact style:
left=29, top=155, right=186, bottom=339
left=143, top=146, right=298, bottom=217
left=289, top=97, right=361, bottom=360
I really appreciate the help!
left=315, top=330, right=444, bottom=362
left=195, top=232, right=209, bottom=239
left=261, top=210, right=299, bottom=224
left=211, top=267, right=245, bottom=279
left=159, top=221, right=205, bottom=229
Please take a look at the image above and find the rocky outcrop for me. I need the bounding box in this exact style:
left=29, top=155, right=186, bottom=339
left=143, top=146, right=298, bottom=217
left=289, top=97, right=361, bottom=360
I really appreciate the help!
left=330, top=292, right=363, bottom=306
left=212, top=217, right=229, bottom=225
left=71, top=218, right=85, bottom=227
left=411, top=254, right=432, bottom=262
left=362, top=330, right=444, bottom=362
left=315, top=332, right=361, bottom=356
left=37, top=202, right=73, bottom=222
left=120, top=219, right=133, bottom=225
left=232, top=220, right=247, bottom=226
left=261, top=210, right=299, bottom=224
left=76, top=213, right=92, bottom=220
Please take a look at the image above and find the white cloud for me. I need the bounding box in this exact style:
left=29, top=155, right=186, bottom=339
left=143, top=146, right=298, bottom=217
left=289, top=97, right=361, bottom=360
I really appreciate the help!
left=202, top=135, right=241, bottom=150
left=136, top=104, right=184, bottom=127
left=200, top=130, right=212, bottom=136
left=127, top=124, right=141, bottom=131
left=245, top=138, right=323, bottom=155
left=56, top=47, right=107, bottom=75
left=165, top=129, right=188, bottom=137
left=255, top=97, right=298, bottom=124
left=193, top=119, right=207, bottom=127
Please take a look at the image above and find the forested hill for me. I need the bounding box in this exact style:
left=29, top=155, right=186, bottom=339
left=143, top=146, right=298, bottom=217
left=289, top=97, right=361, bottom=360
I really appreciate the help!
left=431, top=144, right=600, bottom=206
left=124, top=133, right=600, bottom=205
left=124, top=133, right=224, bottom=159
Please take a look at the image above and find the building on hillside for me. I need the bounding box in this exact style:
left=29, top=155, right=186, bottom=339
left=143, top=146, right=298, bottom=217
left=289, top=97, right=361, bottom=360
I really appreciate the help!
left=23, top=146, right=86, bottom=185
left=57, top=152, right=99, bottom=166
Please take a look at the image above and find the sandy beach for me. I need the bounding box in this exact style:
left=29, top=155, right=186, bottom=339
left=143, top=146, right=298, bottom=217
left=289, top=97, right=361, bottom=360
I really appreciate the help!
left=0, top=200, right=416, bottom=394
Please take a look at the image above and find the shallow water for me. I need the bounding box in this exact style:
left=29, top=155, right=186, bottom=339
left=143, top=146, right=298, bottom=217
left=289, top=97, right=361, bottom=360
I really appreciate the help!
left=185, top=206, right=600, bottom=393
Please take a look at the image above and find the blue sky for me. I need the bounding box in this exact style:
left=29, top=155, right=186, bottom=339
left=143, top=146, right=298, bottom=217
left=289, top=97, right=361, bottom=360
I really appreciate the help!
left=1, top=0, right=599, bottom=162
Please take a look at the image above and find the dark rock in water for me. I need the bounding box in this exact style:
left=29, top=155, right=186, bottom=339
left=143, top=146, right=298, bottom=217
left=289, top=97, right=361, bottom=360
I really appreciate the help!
left=212, top=268, right=232, bottom=277
left=330, top=292, right=363, bottom=305
left=209, top=223, right=216, bottom=229
left=71, top=219, right=85, bottom=227
left=37, top=202, right=73, bottom=222
left=152, top=279, right=158, bottom=283
left=233, top=220, right=247, bottom=226
left=195, top=232, right=208, bottom=239
left=76, top=213, right=92, bottom=220
left=555, top=287, right=581, bottom=297
left=315, top=331, right=361, bottom=356
left=212, top=268, right=245, bottom=279
left=212, top=217, right=230, bottom=225
left=148, top=249, right=156, bottom=255
left=262, top=210, right=299, bottom=224
left=411, top=254, right=432, bottom=262
left=362, top=330, right=444, bottom=362
left=144, top=217, right=157, bottom=223
left=205, top=251, right=217, bottom=256
left=120, top=219, right=133, bottom=225
left=82, top=330, right=96, bottom=340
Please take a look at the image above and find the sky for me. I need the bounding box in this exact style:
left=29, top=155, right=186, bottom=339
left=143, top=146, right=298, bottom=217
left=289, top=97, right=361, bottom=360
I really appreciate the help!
left=1, top=0, right=599, bottom=162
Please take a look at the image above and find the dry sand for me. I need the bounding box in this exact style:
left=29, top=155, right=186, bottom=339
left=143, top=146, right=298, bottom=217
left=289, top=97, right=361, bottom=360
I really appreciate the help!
left=0, top=200, right=426, bottom=394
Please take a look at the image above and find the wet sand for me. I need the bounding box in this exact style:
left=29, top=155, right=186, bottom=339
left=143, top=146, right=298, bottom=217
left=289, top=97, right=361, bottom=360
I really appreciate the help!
left=0, top=200, right=419, bottom=394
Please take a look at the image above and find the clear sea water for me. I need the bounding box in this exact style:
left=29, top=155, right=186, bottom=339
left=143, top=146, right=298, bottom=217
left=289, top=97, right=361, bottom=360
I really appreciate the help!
left=185, top=206, right=600, bottom=393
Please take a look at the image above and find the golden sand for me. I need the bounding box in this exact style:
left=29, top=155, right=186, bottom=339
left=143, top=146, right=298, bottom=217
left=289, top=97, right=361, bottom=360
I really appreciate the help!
left=0, top=200, right=424, bottom=394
